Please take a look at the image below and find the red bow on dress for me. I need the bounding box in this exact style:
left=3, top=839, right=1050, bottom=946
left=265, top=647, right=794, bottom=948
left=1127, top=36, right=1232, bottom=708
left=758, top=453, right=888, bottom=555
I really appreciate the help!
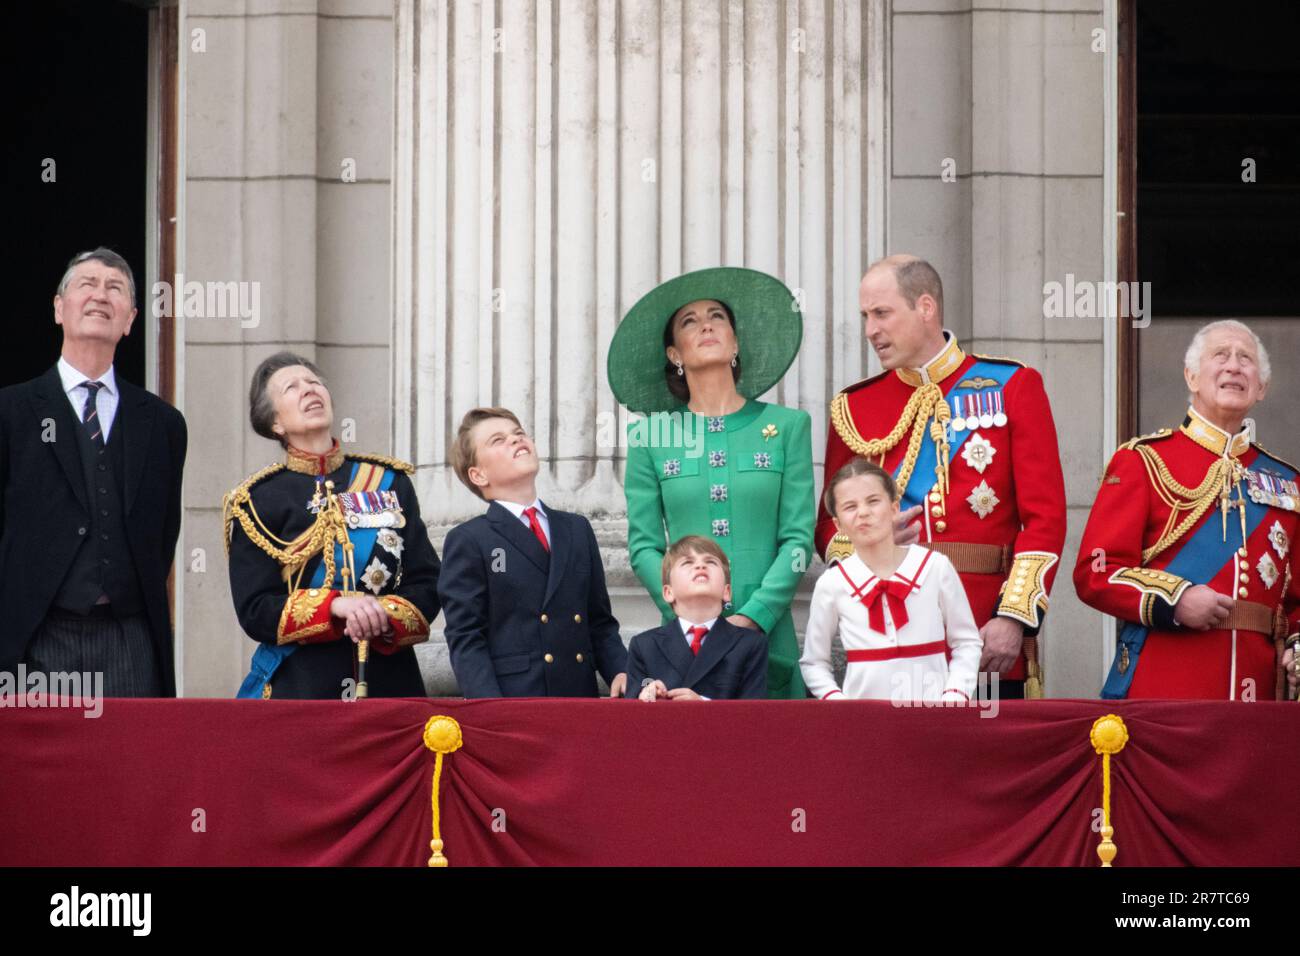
left=860, top=579, right=912, bottom=635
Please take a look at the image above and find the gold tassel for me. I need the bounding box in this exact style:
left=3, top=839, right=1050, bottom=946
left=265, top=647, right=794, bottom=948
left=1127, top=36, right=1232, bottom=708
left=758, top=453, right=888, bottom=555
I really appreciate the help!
left=423, top=715, right=464, bottom=867
left=1024, top=661, right=1045, bottom=700
left=1090, top=715, right=1130, bottom=867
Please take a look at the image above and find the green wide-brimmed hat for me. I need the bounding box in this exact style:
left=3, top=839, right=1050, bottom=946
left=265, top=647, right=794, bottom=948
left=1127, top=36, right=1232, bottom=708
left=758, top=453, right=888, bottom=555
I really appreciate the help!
left=606, top=267, right=803, bottom=414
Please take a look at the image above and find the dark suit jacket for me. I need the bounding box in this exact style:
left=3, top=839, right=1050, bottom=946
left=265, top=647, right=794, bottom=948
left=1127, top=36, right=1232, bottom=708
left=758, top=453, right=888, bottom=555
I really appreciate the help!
left=625, top=617, right=768, bottom=700
left=0, top=366, right=187, bottom=693
left=438, top=501, right=627, bottom=697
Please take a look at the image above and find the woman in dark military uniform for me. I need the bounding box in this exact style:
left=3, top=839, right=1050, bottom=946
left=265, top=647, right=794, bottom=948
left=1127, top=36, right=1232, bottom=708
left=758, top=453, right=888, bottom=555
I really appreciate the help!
left=223, top=352, right=441, bottom=699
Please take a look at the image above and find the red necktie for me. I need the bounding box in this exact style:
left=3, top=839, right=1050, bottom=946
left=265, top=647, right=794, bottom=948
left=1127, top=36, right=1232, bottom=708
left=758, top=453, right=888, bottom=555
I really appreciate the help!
left=862, top=580, right=912, bottom=635
left=688, top=625, right=708, bottom=656
left=522, top=506, right=550, bottom=552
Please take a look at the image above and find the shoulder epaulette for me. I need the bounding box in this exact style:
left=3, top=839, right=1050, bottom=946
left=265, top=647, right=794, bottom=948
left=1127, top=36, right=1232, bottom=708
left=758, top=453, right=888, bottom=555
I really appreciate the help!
left=836, top=368, right=891, bottom=397
left=348, top=453, right=415, bottom=474
left=970, top=353, right=1026, bottom=369
left=222, top=463, right=286, bottom=553
left=1250, top=442, right=1300, bottom=474
left=1119, top=427, right=1174, bottom=451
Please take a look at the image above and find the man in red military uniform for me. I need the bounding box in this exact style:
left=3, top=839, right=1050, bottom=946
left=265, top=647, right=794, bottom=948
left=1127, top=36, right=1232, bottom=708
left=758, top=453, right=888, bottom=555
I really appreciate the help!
left=817, top=255, right=1068, bottom=698
left=1075, top=320, right=1300, bottom=700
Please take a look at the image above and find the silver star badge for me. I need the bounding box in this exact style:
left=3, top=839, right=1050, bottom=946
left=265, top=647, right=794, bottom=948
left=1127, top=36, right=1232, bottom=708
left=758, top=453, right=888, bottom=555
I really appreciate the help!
left=960, top=432, right=996, bottom=475
left=361, top=557, right=392, bottom=595
left=966, top=480, right=1000, bottom=519
left=1269, top=520, right=1289, bottom=559
left=1257, top=552, right=1279, bottom=590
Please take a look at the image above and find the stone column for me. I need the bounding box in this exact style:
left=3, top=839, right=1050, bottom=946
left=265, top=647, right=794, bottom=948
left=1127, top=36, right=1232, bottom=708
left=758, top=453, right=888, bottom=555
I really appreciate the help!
left=181, top=0, right=395, bottom=697
left=888, top=0, right=1107, bottom=696
left=393, top=0, right=872, bottom=691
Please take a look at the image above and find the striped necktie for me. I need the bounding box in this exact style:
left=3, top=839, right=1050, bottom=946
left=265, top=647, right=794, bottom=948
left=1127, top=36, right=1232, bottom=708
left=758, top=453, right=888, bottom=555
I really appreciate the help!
left=79, top=380, right=105, bottom=447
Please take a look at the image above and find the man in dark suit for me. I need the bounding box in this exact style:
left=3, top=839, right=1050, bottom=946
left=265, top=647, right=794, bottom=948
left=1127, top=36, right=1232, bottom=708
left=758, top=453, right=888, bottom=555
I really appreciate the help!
left=438, top=407, right=627, bottom=698
left=0, top=248, right=187, bottom=696
left=626, top=535, right=767, bottom=700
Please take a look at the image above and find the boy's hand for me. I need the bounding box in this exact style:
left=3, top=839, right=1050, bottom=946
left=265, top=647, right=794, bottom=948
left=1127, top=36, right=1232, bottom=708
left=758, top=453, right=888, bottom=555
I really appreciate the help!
left=638, top=679, right=668, bottom=702
left=666, top=688, right=704, bottom=701
left=608, top=673, right=627, bottom=698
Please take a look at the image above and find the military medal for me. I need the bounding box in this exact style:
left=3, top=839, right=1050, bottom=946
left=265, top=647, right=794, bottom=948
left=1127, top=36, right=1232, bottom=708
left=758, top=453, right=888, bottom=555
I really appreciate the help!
left=991, top=391, right=1007, bottom=427
left=949, top=397, right=965, bottom=432
left=337, top=490, right=405, bottom=529
left=956, top=395, right=979, bottom=431
left=1246, top=468, right=1300, bottom=512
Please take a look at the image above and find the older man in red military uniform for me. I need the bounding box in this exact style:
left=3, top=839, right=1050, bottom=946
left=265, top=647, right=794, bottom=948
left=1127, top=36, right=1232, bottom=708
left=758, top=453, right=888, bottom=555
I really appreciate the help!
left=1075, top=320, right=1300, bottom=700
left=816, top=255, right=1068, bottom=698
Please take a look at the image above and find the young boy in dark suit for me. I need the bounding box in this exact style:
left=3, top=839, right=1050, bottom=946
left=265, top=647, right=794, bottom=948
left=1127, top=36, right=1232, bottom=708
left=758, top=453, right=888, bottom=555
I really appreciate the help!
left=438, top=407, right=627, bottom=698
left=627, top=535, right=767, bottom=701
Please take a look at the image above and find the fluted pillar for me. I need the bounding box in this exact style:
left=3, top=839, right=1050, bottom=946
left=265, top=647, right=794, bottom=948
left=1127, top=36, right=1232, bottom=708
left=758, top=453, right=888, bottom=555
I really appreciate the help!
left=393, top=0, right=871, bottom=528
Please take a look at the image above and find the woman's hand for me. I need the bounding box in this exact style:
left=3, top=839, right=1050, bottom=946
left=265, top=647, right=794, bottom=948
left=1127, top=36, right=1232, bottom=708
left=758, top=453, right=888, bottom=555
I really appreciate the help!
left=725, top=614, right=760, bottom=631
left=331, top=595, right=393, bottom=642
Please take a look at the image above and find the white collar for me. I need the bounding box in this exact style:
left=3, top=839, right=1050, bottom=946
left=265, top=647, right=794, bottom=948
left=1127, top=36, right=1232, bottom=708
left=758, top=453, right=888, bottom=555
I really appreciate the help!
left=496, top=498, right=545, bottom=520
left=678, top=616, right=719, bottom=636
left=839, top=544, right=932, bottom=588
left=57, top=356, right=117, bottom=397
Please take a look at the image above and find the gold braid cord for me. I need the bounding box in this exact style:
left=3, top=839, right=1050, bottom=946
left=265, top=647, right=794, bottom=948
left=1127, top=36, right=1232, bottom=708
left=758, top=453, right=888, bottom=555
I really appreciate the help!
left=830, top=382, right=951, bottom=503
left=1132, top=444, right=1241, bottom=563
left=223, top=467, right=356, bottom=594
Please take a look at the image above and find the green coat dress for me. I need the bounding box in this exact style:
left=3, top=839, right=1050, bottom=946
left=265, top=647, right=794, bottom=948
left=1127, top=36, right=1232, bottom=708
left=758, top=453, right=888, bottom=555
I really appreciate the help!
left=624, top=399, right=814, bottom=698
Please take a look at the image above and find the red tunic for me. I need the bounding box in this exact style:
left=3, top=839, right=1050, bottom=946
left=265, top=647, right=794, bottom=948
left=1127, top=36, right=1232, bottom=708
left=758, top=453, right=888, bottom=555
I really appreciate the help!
left=816, top=336, right=1068, bottom=681
left=1073, top=411, right=1300, bottom=700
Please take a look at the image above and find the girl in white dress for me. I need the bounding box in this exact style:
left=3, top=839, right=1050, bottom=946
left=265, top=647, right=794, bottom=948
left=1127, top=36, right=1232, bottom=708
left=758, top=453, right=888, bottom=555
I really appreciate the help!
left=800, top=458, right=982, bottom=702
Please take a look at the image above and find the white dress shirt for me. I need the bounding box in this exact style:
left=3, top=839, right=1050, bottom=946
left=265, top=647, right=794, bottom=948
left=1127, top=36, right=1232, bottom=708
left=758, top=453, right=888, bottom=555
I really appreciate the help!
left=57, top=356, right=119, bottom=441
left=496, top=498, right=551, bottom=546
left=677, top=616, right=718, bottom=649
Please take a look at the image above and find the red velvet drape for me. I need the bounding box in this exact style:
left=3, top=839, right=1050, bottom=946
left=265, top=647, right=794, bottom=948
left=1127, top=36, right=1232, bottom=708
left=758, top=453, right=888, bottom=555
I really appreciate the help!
left=1, top=698, right=1296, bottom=866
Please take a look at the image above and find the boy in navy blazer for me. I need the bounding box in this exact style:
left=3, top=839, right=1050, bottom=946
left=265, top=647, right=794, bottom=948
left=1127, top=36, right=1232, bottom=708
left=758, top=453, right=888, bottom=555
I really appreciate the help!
left=627, top=536, right=767, bottom=701
left=438, top=407, right=628, bottom=698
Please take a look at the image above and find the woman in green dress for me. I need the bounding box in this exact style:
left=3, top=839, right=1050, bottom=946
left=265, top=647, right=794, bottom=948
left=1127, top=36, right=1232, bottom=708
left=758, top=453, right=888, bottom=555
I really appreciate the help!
left=608, top=268, right=813, bottom=698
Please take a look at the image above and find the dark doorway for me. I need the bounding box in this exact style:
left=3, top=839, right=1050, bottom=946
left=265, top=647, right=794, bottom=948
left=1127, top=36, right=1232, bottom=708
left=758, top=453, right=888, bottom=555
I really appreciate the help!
left=2, top=0, right=150, bottom=389
left=1131, top=0, right=1300, bottom=438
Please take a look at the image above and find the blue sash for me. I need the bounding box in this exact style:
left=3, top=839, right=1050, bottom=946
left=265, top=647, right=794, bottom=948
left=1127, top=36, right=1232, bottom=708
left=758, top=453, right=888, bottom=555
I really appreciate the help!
left=236, top=463, right=398, bottom=699
left=1100, top=453, right=1294, bottom=699
left=895, top=359, right=1018, bottom=511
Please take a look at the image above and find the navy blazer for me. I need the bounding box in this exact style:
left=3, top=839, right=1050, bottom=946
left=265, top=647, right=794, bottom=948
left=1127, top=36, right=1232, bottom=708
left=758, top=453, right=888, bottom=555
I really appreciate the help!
left=438, top=501, right=627, bottom=697
left=625, top=617, right=767, bottom=700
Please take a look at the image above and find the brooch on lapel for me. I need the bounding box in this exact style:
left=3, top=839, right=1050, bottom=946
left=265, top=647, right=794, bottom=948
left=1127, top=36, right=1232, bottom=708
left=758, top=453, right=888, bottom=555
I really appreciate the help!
left=762, top=424, right=778, bottom=440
